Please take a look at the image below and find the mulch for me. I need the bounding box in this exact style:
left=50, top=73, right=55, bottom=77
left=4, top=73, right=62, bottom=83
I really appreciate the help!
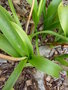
left=0, top=0, right=68, bottom=90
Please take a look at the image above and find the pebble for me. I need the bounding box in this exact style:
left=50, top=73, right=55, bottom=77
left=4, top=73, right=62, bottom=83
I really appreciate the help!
left=46, top=76, right=51, bottom=82
left=33, top=70, right=45, bottom=90
left=39, top=46, right=51, bottom=57
left=26, top=80, right=32, bottom=86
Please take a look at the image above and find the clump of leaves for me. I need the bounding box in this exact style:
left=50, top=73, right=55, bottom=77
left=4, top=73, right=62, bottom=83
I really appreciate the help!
left=58, top=1, right=68, bottom=36
left=27, top=0, right=68, bottom=80
left=0, top=0, right=68, bottom=90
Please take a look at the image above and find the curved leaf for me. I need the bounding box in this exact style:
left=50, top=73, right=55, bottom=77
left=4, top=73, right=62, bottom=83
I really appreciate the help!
left=0, top=5, right=13, bottom=21
left=44, top=0, right=61, bottom=28
left=30, top=30, right=68, bottom=42
left=8, top=0, right=21, bottom=27
left=0, top=34, right=20, bottom=57
left=29, top=55, right=62, bottom=77
left=54, top=54, right=68, bottom=66
left=58, top=2, right=68, bottom=36
left=47, top=0, right=61, bottom=18
left=0, top=9, right=28, bottom=56
left=3, top=60, right=27, bottom=90
left=11, top=22, right=34, bottom=57
left=37, top=0, right=46, bottom=19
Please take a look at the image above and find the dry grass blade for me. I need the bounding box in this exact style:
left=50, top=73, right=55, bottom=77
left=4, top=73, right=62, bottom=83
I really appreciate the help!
left=0, top=54, right=27, bottom=61
left=26, top=0, right=35, bottom=33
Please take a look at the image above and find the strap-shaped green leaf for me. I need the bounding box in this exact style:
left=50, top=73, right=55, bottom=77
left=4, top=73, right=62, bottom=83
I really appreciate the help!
left=8, top=0, right=21, bottom=27
left=0, top=34, right=20, bottom=57
left=47, top=0, right=61, bottom=18
left=11, top=22, right=34, bottom=57
left=45, top=20, right=60, bottom=30
left=0, top=9, right=28, bottom=56
left=58, top=2, right=68, bottom=36
left=37, top=0, right=46, bottom=19
left=0, top=5, right=13, bottom=21
left=29, top=55, right=62, bottom=77
left=54, top=54, right=68, bottom=67
left=44, top=0, right=61, bottom=27
left=30, top=30, right=68, bottom=42
left=3, top=60, right=27, bottom=90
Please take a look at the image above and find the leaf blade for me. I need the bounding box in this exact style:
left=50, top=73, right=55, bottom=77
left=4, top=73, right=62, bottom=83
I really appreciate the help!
left=11, top=22, right=34, bottom=57
left=3, top=60, right=27, bottom=90
left=0, top=5, right=13, bottom=21
left=44, top=0, right=61, bottom=28
left=37, top=0, right=46, bottom=19
left=30, top=30, right=68, bottom=42
left=47, top=0, right=61, bottom=18
left=54, top=54, right=68, bottom=66
left=29, top=55, right=62, bottom=77
left=0, top=9, right=28, bottom=56
left=0, top=34, right=20, bottom=57
left=8, top=0, right=21, bottom=27
left=58, top=2, right=68, bottom=36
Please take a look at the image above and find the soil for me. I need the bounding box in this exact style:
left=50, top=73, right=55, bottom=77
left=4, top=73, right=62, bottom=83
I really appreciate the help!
left=0, top=0, right=68, bottom=90
left=0, top=62, right=38, bottom=90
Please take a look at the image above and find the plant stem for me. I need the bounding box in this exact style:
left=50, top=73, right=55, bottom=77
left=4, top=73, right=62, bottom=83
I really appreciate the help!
left=26, top=0, right=35, bottom=33
left=36, top=36, right=40, bottom=55
left=0, top=54, right=27, bottom=61
left=35, top=28, right=40, bottom=55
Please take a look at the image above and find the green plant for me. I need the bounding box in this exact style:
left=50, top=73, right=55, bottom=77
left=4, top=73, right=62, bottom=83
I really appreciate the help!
left=43, top=0, right=62, bottom=30
left=27, top=0, right=67, bottom=43
left=27, top=0, right=62, bottom=30
left=28, top=0, right=68, bottom=76
left=58, top=1, right=68, bottom=36
left=0, top=0, right=68, bottom=90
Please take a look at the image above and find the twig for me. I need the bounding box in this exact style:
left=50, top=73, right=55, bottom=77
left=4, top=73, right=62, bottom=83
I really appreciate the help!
left=0, top=54, right=27, bottom=61
left=46, top=43, right=68, bottom=46
left=26, top=0, right=35, bottom=34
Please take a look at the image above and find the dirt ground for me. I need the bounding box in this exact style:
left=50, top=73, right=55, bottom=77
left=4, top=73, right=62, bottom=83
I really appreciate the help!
left=0, top=0, right=68, bottom=90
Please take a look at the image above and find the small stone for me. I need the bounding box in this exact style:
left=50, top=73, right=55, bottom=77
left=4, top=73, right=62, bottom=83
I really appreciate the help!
left=0, top=77, right=6, bottom=82
left=46, top=76, right=51, bottom=82
left=12, top=0, right=20, bottom=5
left=26, top=80, right=32, bottom=86
left=0, top=59, right=7, bottom=63
left=39, top=46, right=51, bottom=57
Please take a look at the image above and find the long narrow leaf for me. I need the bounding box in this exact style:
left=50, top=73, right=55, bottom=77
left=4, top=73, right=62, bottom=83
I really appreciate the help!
left=47, top=0, right=61, bottom=17
left=30, top=31, right=68, bottom=42
left=0, top=9, right=28, bottom=56
left=3, top=60, right=27, bottom=90
left=44, top=0, right=61, bottom=27
left=55, top=58, right=68, bottom=67
left=58, top=2, right=68, bottom=36
left=11, top=22, right=34, bottom=57
left=0, top=5, right=13, bottom=21
left=0, top=34, right=20, bottom=57
left=54, top=54, right=68, bottom=66
left=8, top=0, right=21, bottom=27
left=29, top=55, right=62, bottom=77
left=45, top=20, right=60, bottom=30
left=37, top=0, right=46, bottom=19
